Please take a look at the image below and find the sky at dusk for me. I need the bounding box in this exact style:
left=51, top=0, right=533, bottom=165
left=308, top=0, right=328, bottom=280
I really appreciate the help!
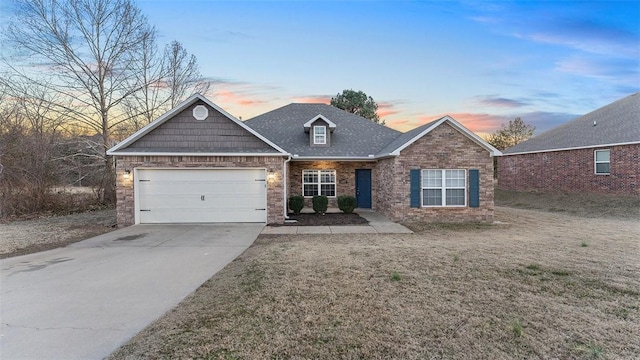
left=3, top=1, right=640, bottom=136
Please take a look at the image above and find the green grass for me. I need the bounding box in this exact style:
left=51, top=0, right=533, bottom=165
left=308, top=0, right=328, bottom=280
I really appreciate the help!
left=525, top=264, right=540, bottom=271
left=390, top=271, right=402, bottom=281
left=551, top=270, right=570, bottom=276
left=521, top=264, right=570, bottom=278
left=574, top=342, right=604, bottom=358
left=510, top=318, right=524, bottom=338
left=239, top=262, right=265, bottom=293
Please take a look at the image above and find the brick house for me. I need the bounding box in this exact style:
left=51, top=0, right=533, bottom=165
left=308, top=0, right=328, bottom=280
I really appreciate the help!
left=498, top=92, right=640, bottom=195
left=108, top=94, right=500, bottom=227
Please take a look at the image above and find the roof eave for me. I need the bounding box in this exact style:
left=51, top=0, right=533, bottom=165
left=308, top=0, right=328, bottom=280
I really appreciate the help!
left=108, top=151, right=288, bottom=157
left=500, top=140, right=640, bottom=156
left=291, top=155, right=379, bottom=161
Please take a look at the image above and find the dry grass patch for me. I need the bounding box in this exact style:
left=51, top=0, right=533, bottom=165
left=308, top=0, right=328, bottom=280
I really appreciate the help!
left=496, top=189, right=640, bottom=219
left=0, top=208, right=116, bottom=258
left=110, top=207, right=639, bottom=360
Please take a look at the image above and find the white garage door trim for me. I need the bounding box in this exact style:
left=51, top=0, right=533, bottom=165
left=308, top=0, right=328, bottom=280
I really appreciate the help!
left=134, top=168, right=267, bottom=224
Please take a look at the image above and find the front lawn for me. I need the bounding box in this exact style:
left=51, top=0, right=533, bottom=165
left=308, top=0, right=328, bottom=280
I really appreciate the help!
left=110, top=206, right=639, bottom=359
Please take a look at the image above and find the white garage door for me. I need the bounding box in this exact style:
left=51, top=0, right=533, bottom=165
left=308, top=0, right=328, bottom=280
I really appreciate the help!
left=136, top=169, right=267, bottom=224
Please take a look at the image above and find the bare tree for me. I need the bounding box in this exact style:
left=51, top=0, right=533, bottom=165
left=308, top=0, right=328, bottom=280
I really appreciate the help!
left=119, top=39, right=210, bottom=135
left=164, top=40, right=210, bottom=108
left=0, top=77, right=72, bottom=216
left=4, top=0, right=156, bottom=202
left=119, top=31, right=167, bottom=130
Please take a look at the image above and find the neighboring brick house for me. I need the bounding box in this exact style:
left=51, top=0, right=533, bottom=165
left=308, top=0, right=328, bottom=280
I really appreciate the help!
left=498, top=92, right=640, bottom=195
left=108, top=94, right=500, bottom=227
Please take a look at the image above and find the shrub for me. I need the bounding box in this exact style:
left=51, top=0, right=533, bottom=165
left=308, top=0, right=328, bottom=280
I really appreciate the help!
left=337, top=195, right=357, bottom=214
left=288, top=195, right=305, bottom=215
left=312, top=195, right=328, bottom=214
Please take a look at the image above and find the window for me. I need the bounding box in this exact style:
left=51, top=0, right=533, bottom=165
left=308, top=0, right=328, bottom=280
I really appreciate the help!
left=422, top=169, right=466, bottom=206
left=313, top=126, right=326, bottom=144
left=594, top=150, right=610, bottom=174
left=303, top=169, right=336, bottom=197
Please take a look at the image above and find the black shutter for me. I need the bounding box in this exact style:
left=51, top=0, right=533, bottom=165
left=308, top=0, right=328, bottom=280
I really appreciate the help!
left=410, top=169, right=421, bottom=208
left=469, top=169, right=480, bottom=208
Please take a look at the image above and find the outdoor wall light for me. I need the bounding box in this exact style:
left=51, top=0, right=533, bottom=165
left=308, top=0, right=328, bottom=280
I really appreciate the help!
left=267, top=170, right=276, bottom=182
left=124, top=169, right=131, bottom=179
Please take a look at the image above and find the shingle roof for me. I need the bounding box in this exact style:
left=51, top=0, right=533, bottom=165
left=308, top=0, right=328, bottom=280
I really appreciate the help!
left=503, top=92, right=640, bottom=155
left=245, top=103, right=402, bottom=157
left=109, top=95, right=499, bottom=159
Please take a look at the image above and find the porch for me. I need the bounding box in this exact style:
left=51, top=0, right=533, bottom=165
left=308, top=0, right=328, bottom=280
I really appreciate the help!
left=287, top=161, right=377, bottom=210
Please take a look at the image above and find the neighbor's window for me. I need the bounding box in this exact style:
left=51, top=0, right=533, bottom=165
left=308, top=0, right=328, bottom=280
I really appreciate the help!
left=594, top=150, right=610, bottom=174
left=422, top=169, right=466, bottom=206
left=313, top=126, right=326, bottom=144
left=303, top=169, right=336, bottom=197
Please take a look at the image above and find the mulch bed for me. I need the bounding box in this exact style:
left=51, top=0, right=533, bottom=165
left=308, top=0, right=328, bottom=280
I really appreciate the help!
left=285, top=213, right=368, bottom=226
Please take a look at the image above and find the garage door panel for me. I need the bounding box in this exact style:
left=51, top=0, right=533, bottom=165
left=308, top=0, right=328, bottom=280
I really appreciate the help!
left=138, top=180, right=265, bottom=193
left=136, top=169, right=267, bottom=223
left=139, top=208, right=266, bottom=224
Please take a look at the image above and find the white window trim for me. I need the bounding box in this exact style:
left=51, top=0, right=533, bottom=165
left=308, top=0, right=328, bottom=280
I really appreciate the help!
left=302, top=169, right=336, bottom=197
left=313, top=126, right=326, bottom=144
left=594, top=149, right=610, bottom=175
left=421, top=169, right=467, bottom=207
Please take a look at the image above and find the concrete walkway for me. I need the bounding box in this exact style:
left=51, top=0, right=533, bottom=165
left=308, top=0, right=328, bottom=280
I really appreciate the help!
left=261, top=209, right=413, bottom=234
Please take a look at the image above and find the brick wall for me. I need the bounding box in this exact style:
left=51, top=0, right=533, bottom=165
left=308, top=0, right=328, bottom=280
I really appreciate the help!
left=498, top=144, right=640, bottom=195
left=375, top=158, right=396, bottom=216
left=377, top=122, right=495, bottom=223
left=114, top=155, right=285, bottom=227
left=288, top=161, right=377, bottom=208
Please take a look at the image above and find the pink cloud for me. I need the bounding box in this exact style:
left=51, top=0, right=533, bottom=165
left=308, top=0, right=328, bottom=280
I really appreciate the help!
left=292, top=95, right=331, bottom=104
left=385, top=119, right=413, bottom=131
left=377, top=102, right=399, bottom=118
left=386, top=118, right=409, bottom=128
left=416, top=112, right=511, bottom=134
left=214, top=89, right=266, bottom=107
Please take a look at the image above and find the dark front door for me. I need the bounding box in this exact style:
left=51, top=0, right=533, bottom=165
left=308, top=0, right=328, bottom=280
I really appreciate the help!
left=355, top=169, right=372, bottom=209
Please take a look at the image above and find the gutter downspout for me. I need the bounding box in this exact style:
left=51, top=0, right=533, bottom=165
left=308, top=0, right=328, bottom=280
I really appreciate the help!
left=283, top=155, right=292, bottom=220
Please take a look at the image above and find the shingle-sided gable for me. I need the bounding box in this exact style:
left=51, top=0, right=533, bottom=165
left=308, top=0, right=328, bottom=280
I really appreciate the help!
left=108, top=94, right=286, bottom=155
left=503, top=92, right=640, bottom=155
left=126, top=101, right=273, bottom=152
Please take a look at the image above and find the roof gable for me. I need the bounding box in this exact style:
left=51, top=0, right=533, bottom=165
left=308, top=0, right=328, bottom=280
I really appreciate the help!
left=378, top=116, right=501, bottom=157
left=503, top=92, right=640, bottom=155
left=303, top=115, right=337, bottom=132
left=107, top=94, right=287, bottom=156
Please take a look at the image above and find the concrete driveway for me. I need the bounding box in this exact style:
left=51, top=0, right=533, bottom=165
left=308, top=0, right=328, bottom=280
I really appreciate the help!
left=0, top=223, right=263, bottom=360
